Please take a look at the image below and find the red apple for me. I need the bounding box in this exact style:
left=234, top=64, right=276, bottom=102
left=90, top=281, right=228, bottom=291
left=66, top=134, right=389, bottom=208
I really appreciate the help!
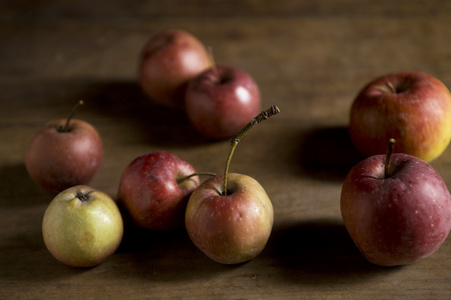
left=184, top=65, right=261, bottom=140
left=25, top=101, right=103, bottom=194
left=117, top=151, right=200, bottom=231
left=185, top=173, right=274, bottom=264
left=42, top=185, right=123, bottom=268
left=138, top=29, right=210, bottom=108
left=349, top=71, right=451, bottom=162
left=340, top=142, right=451, bottom=266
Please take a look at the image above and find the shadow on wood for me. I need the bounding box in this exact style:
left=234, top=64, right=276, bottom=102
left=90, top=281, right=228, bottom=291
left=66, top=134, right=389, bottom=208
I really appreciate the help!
left=0, top=163, right=52, bottom=207
left=78, top=79, right=216, bottom=147
left=265, top=218, right=401, bottom=285
left=297, top=126, right=364, bottom=181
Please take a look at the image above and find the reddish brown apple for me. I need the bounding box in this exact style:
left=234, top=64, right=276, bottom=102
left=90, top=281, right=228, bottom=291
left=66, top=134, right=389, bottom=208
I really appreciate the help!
left=138, top=29, right=210, bottom=108
left=349, top=71, right=451, bottom=162
left=341, top=139, right=451, bottom=266
left=185, top=173, right=274, bottom=264
left=184, top=65, right=261, bottom=140
left=25, top=101, right=103, bottom=194
left=117, top=151, right=199, bottom=231
left=185, top=106, right=279, bottom=264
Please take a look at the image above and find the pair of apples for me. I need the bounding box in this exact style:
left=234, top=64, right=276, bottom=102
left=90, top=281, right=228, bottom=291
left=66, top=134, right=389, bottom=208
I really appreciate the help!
left=138, top=29, right=262, bottom=140
left=117, top=106, right=281, bottom=265
left=25, top=101, right=123, bottom=267
left=343, top=71, right=451, bottom=266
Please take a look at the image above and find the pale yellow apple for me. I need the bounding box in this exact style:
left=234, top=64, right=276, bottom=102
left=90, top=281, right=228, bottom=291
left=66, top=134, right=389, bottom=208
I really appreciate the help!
left=42, top=185, right=123, bottom=268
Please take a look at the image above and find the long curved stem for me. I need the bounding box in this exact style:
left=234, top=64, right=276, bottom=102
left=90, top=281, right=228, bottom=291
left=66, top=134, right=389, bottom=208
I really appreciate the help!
left=61, top=100, right=84, bottom=132
left=223, top=105, right=280, bottom=196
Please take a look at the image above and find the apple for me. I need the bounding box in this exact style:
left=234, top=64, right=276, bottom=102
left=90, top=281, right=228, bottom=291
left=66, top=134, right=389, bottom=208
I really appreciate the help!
left=116, top=151, right=200, bottom=231
left=185, top=106, right=279, bottom=264
left=340, top=139, right=451, bottom=266
left=42, top=185, right=124, bottom=268
left=25, top=101, right=103, bottom=194
left=138, top=29, right=211, bottom=108
left=184, top=65, right=261, bottom=140
left=185, top=173, right=274, bottom=264
left=349, top=71, right=451, bottom=162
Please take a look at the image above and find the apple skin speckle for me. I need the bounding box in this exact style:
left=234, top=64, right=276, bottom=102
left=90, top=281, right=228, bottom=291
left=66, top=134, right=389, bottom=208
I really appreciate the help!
left=341, top=153, right=451, bottom=266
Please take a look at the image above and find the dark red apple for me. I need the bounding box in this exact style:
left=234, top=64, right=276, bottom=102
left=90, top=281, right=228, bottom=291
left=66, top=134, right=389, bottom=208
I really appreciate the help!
left=138, top=29, right=210, bottom=108
left=340, top=141, right=451, bottom=266
left=349, top=71, right=451, bottom=162
left=25, top=102, right=103, bottom=194
left=117, top=151, right=199, bottom=231
left=184, top=65, right=261, bottom=140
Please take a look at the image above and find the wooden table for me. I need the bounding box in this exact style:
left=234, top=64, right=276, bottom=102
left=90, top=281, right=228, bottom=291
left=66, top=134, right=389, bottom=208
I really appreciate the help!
left=2, top=1, right=451, bottom=299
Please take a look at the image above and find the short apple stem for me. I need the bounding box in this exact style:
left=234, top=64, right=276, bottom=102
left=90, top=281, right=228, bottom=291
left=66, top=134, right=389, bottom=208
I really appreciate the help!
left=384, top=138, right=396, bottom=178
left=223, top=105, right=281, bottom=196
left=76, top=191, right=91, bottom=202
left=176, top=172, right=217, bottom=184
left=207, top=46, right=220, bottom=83
left=61, top=100, right=84, bottom=132
left=385, top=82, right=396, bottom=93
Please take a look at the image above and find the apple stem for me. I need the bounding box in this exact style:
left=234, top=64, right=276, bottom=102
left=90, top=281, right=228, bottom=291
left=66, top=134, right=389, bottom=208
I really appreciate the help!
left=223, top=105, right=281, bottom=196
left=176, top=172, right=217, bottom=184
left=385, top=82, right=396, bottom=93
left=384, top=138, right=396, bottom=178
left=76, top=191, right=92, bottom=202
left=207, top=46, right=220, bottom=83
left=61, top=100, right=84, bottom=132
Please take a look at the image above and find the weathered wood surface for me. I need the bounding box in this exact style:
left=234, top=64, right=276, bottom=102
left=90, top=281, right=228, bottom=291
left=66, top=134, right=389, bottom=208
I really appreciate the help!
left=1, top=1, right=451, bottom=299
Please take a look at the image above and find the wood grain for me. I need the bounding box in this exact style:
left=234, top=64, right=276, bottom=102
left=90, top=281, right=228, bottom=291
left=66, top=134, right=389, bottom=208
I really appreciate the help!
left=1, top=1, right=451, bottom=299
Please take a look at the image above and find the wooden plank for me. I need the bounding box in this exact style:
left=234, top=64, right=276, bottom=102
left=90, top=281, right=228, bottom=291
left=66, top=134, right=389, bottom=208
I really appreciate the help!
left=1, top=1, right=451, bottom=299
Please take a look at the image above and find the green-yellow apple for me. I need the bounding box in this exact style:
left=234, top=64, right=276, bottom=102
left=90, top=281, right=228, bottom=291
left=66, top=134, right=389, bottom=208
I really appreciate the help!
left=185, top=173, right=274, bottom=264
left=341, top=142, right=451, bottom=266
left=349, top=71, right=451, bottom=162
left=42, top=185, right=123, bottom=268
left=117, top=151, right=200, bottom=231
left=138, top=29, right=210, bottom=108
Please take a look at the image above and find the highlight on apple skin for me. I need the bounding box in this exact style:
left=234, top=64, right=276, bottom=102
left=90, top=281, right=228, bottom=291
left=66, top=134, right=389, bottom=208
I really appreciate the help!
left=349, top=71, right=451, bottom=162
